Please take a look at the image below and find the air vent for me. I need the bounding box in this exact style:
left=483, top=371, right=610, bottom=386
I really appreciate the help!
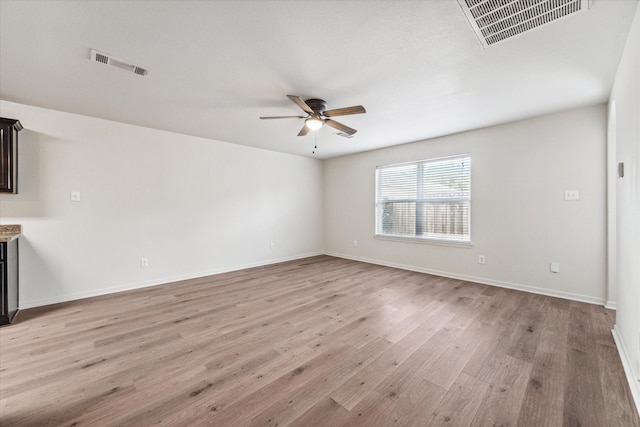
left=90, top=49, right=150, bottom=77
left=94, top=52, right=109, bottom=65
left=458, top=0, right=588, bottom=47
left=335, top=132, right=354, bottom=139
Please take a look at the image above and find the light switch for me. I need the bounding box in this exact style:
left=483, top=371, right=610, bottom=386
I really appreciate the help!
left=550, top=262, right=560, bottom=273
left=70, top=191, right=81, bottom=202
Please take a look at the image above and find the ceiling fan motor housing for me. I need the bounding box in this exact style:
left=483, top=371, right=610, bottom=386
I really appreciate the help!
left=305, top=99, right=328, bottom=113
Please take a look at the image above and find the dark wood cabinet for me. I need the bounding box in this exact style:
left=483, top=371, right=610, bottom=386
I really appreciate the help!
left=0, top=117, right=23, bottom=194
left=1, top=239, right=19, bottom=325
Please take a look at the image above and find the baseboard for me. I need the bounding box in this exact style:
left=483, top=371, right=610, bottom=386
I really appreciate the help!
left=19, top=251, right=324, bottom=309
left=612, top=325, right=640, bottom=415
left=20, top=249, right=607, bottom=309
left=324, top=251, right=607, bottom=306
left=606, top=300, right=617, bottom=310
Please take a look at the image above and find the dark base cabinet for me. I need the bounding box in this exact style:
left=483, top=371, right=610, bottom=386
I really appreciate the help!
left=1, top=239, right=19, bottom=325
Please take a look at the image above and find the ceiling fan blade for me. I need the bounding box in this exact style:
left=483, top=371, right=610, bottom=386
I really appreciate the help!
left=260, top=115, right=305, bottom=119
left=297, top=124, right=311, bottom=136
left=325, top=119, right=357, bottom=135
left=287, top=95, right=314, bottom=115
left=324, top=105, right=366, bottom=117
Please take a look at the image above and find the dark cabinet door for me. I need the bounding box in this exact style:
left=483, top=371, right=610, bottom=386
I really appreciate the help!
left=0, top=117, right=23, bottom=194
left=0, top=240, right=19, bottom=325
left=0, top=259, right=5, bottom=323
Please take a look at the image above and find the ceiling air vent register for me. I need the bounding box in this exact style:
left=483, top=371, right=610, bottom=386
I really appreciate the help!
left=90, top=49, right=150, bottom=77
left=458, top=0, right=588, bottom=47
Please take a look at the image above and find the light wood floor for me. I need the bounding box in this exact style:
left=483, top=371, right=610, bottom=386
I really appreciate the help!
left=1, top=255, right=638, bottom=426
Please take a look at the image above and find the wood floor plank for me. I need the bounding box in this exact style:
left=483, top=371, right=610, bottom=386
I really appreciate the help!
left=288, top=396, right=351, bottom=427
left=375, top=322, right=461, bottom=399
left=516, top=350, right=566, bottom=427
left=399, top=379, right=447, bottom=426
left=248, top=338, right=390, bottom=426
left=566, top=300, right=595, bottom=353
left=563, top=347, right=607, bottom=426
left=0, top=255, right=637, bottom=426
left=471, top=353, right=532, bottom=426
left=189, top=342, right=355, bottom=426
left=563, top=301, right=608, bottom=426
left=114, top=342, right=341, bottom=426
left=329, top=323, right=457, bottom=411
left=516, top=296, right=569, bottom=426
left=503, top=294, right=546, bottom=363
left=596, top=342, right=640, bottom=426
left=422, top=319, right=487, bottom=390
left=428, top=373, right=489, bottom=426
left=339, top=390, right=400, bottom=426
left=331, top=305, right=462, bottom=410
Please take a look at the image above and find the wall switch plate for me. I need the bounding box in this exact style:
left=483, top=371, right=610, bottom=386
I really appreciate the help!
left=564, top=190, right=580, bottom=201
left=478, top=255, right=485, bottom=264
left=70, top=191, right=81, bottom=202
left=270, top=242, right=275, bottom=250
left=353, top=240, right=358, bottom=247
left=140, top=258, right=149, bottom=268
left=550, top=262, right=560, bottom=273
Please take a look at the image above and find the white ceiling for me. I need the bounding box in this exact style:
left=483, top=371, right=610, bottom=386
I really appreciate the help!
left=0, top=0, right=637, bottom=159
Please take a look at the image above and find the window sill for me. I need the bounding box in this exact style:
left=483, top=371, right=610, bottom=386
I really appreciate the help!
left=374, top=234, right=473, bottom=248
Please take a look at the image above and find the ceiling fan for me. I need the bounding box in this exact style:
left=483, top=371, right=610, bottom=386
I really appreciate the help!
left=260, top=95, right=366, bottom=137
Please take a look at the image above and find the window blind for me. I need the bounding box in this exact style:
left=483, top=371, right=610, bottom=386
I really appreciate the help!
left=376, top=155, right=471, bottom=243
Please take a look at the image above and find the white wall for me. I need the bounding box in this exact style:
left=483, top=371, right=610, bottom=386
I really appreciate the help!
left=610, top=3, right=640, bottom=410
left=0, top=101, right=324, bottom=308
left=324, top=105, right=607, bottom=305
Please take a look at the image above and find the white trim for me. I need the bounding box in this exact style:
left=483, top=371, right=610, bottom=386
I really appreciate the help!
left=606, top=100, right=617, bottom=309
left=21, top=250, right=608, bottom=310
left=374, top=234, right=473, bottom=248
left=18, top=251, right=323, bottom=309
left=612, top=325, right=640, bottom=415
left=374, top=153, right=471, bottom=170
left=324, top=251, right=607, bottom=306
left=605, top=300, right=617, bottom=310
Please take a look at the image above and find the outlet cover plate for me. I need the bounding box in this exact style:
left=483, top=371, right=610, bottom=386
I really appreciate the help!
left=564, top=190, right=580, bottom=201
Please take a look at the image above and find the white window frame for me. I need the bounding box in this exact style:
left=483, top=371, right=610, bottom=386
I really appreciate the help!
left=375, top=154, right=471, bottom=245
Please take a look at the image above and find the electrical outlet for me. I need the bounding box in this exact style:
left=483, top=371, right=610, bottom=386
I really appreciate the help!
left=140, top=258, right=149, bottom=268
left=353, top=240, right=358, bottom=247
left=564, top=190, right=580, bottom=201
left=550, top=262, right=560, bottom=273
left=270, top=242, right=275, bottom=250
left=70, top=191, right=81, bottom=202
left=478, top=255, right=485, bottom=264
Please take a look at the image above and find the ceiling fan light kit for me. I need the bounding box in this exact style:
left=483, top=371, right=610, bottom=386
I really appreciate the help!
left=260, top=95, right=366, bottom=138
left=305, top=115, right=324, bottom=130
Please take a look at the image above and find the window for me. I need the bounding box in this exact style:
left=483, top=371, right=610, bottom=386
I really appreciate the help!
left=375, top=155, right=471, bottom=243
